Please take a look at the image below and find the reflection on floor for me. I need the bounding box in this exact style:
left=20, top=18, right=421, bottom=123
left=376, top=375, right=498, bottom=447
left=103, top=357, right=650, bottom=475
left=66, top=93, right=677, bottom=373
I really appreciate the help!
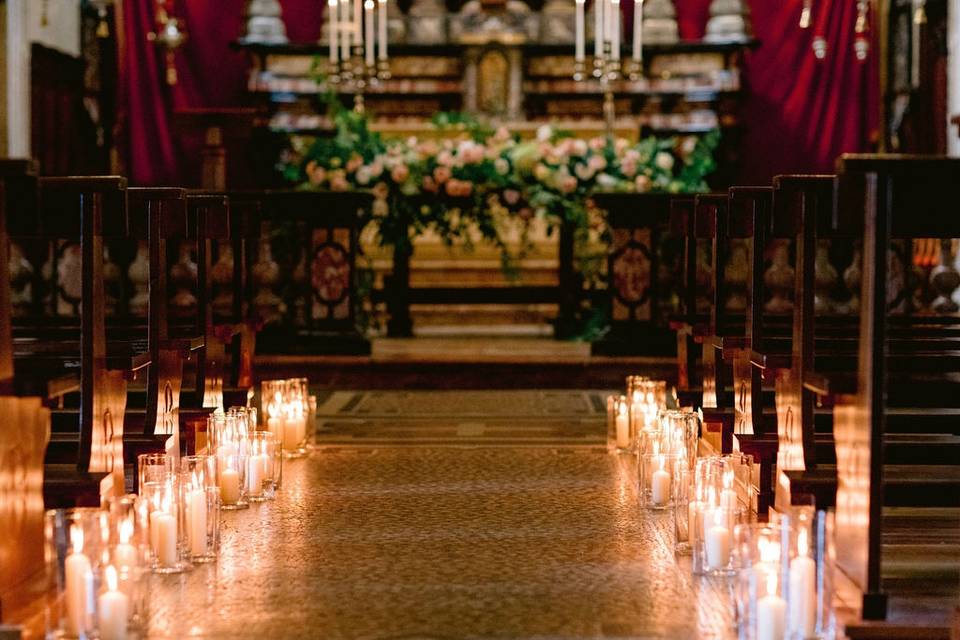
left=147, top=390, right=735, bottom=639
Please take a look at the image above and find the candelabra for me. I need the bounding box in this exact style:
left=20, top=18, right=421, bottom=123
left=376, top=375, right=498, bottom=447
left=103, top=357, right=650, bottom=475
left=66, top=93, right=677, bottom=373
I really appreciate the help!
left=573, top=0, right=643, bottom=140
left=325, top=0, right=391, bottom=114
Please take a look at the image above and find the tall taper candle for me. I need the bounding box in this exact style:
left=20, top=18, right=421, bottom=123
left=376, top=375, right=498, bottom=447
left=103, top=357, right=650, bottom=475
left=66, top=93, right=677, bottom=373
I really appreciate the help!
left=365, top=0, right=375, bottom=66
left=353, top=0, right=362, bottom=46
left=575, top=0, right=585, bottom=61
left=340, top=0, right=350, bottom=62
left=378, top=0, right=388, bottom=60
left=329, top=0, right=339, bottom=64
left=609, top=0, right=620, bottom=60
left=632, top=0, right=643, bottom=62
left=593, top=0, right=604, bottom=57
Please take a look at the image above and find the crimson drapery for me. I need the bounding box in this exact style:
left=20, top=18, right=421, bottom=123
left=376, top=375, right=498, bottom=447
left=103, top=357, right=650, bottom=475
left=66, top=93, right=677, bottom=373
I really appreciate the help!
left=119, top=0, right=878, bottom=186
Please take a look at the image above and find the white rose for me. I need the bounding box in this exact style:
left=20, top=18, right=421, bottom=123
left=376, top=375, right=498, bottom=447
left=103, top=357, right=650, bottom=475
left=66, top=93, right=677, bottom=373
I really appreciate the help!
left=596, top=173, right=618, bottom=189
left=355, top=165, right=372, bottom=185
left=655, top=152, right=675, bottom=171
left=536, top=124, right=553, bottom=142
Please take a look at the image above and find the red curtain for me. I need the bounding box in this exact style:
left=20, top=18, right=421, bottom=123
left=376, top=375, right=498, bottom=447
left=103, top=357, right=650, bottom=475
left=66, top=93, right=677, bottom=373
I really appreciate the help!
left=120, top=0, right=878, bottom=186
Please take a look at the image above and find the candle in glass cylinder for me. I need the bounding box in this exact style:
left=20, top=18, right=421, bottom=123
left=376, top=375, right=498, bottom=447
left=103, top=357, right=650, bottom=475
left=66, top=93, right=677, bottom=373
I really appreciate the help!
left=757, top=572, right=787, bottom=640
left=113, top=518, right=137, bottom=570
left=98, top=565, right=129, bottom=640
left=266, top=398, right=285, bottom=437
left=283, top=407, right=306, bottom=451
left=575, top=0, right=585, bottom=61
left=364, top=0, right=375, bottom=66
left=220, top=466, right=241, bottom=504
left=651, top=455, right=671, bottom=505
left=65, top=524, right=92, bottom=636
left=188, top=474, right=208, bottom=556
left=688, top=499, right=703, bottom=544
left=151, top=505, right=177, bottom=566
left=247, top=453, right=266, bottom=496
left=377, top=0, right=388, bottom=60
left=615, top=402, right=629, bottom=449
left=328, top=0, right=339, bottom=64
left=789, top=527, right=817, bottom=638
left=705, top=508, right=731, bottom=569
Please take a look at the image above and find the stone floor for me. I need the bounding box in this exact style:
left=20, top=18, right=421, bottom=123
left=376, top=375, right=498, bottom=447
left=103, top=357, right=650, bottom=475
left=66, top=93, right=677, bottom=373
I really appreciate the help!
left=145, top=392, right=737, bottom=639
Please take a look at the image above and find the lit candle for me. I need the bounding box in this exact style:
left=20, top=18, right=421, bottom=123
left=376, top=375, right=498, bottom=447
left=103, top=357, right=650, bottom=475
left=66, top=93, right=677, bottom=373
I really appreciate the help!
left=283, top=409, right=306, bottom=451
left=65, top=524, right=92, bottom=636
left=247, top=453, right=266, bottom=496
left=632, top=0, right=643, bottom=62
left=188, top=474, right=208, bottom=556
left=266, top=397, right=286, bottom=437
left=789, top=527, right=817, bottom=638
left=615, top=402, right=629, bottom=448
left=377, top=0, right=388, bottom=61
left=609, top=0, right=620, bottom=60
left=328, top=0, right=339, bottom=64
left=688, top=499, right=703, bottom=544
left=364, top=0, right=375, bottom=66
left=353, top=0, right=362, bottom=48
left=575, top=0, right=585, bottom=62
left=758, top=572, right=787, bottom=640
left=152, top=509, right=177, bottom=566
left=593, top=0, right=604, bottom=58
left=651, top=455, right=671, bottom=505
left=113, top=518, right=137, bottom=570
left=98, top=565, right=129, bottom=640
left=220, top=467, right=241, bottom=505
left=705, top=508, right=731, bottom=569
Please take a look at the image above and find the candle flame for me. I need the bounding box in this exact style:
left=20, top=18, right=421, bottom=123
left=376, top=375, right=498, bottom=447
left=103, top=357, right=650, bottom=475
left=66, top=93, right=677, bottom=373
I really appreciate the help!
left=759, top=536, right=780, bottom=564
left=364, top=0, right=374, bottom=8
left=618, top=402, right=627, bottom=417
left=119, top=517, right=133, bottom=544
left=798, top=526, right=809, bottom=557
left=330, top=0, right=338, bottom=5
left=106, top=564, right=118, bottom=592
left=70, top=524, right=84, bottom=553
left=192, top=469, right=202, bottom=491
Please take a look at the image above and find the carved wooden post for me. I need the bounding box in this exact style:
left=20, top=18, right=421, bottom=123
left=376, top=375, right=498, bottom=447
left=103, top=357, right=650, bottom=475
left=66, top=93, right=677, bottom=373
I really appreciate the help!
left=591, top=192, right=675, bottom=355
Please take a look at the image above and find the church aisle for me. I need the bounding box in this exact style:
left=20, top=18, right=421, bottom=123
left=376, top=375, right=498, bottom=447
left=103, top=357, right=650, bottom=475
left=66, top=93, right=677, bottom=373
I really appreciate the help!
left=145, top=392, right=735, bottom=639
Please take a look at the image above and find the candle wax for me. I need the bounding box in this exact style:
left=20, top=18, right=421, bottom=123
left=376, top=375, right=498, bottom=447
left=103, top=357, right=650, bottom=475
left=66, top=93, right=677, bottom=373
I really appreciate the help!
left=189, top=488, right=208, bottom=556
left=705, top=523, right=731, bottom=569
left=247, top=454, right=266, bottom=496
left=789, top=555, right=817, bottom=637
left=64, top=550, right=92, bottom=635
left=220, top=468, right=241, bottom=504
left=651, top=467, right=671, bottom=505
left=113, top=542, right=138, bottom=570
left=98, top=589, right=129, bottom=640
left=757, top=593, right=787, bottom=640
left=615, top=413, right=629, bottom=448
left=153, top=512, right=177, bottom=566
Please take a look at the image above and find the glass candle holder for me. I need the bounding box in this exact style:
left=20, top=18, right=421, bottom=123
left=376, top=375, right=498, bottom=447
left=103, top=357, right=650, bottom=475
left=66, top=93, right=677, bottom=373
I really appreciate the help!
left=606, top=394, right=631, bottom=453
left=141, top=479, right=188, bottom=574
left=660, top=409, right=700, bottom=472
left=44, top=508, right=105, bottom=639
left=696, top=502, right=748, bottom=576
left=786, top=509, right=835, bottom=640
left=247, top=431, right=281, bottom=501
left=180, top=455, right=220, bottom=562
left=673, top=461, right=694, bottom=554
left=261, top=379, right=287, bottom=438
left=639, top=451, right=679, bottom=510
left=281, top=378, right=309, bottom=457
left=105, top=494, right=149, bottom=632
left=209, top=413, right=250, bottom=510
left=733, top=521, right=791, bottom=640
left=136, top=452, right=173, bottom=493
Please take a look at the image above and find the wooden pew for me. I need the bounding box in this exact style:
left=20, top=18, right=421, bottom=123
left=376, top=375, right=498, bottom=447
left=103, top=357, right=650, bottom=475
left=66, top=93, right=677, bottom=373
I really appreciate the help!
left=667, top=196, right=704, bottom=402
left=831, top=155, right=960, bottom=624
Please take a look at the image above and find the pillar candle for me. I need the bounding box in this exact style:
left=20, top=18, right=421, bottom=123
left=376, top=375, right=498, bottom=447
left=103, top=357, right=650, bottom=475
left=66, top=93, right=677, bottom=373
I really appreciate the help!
left=378, top=0, right=388, bottom=60
left=329, top=0, right=339, bottom=64
left=283, top=414, right=306, bottom=451
left=615, top=407, right=629, bottom=448
left=789, top=529, right=817, bottom=638
left=364, top=0, right=375, bottom=66
left=632, top=0, right=643, bottom=62
left=267, top=414, right=285, bottom=438
left=98, top=565, right=129, bottom=640
left=64, top=525, right=92, bottom=636
left=688, top=500, right=703, bottom=544
left=220, top=468, right=241, bottom=504
left=113, top=542, right=137, bottom=571
left=188, top=488, right=208, bottom=556
left=353, top=0, right=362, bottom=47
left=152, top=512, right=177, bottom=566
left=593, top=0, right=604, bottom=57
left=651, top=460, right=671, bottom=505
left=720, top=487, right=738, bottom=509
left=575, top=0, right=585, bottom=62
left=758, top=574, right=787, bottom=640
left=340, top=0, right=351, bottom=62
left=609, top=0, right=620, bottom=60
left=247, top=454, right=266, bottom=496
left=705, top=512, right=731, bottom=569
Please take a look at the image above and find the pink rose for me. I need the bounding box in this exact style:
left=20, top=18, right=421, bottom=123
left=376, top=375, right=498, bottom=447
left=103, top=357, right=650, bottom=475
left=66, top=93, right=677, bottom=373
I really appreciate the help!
left=588, top=137, right=606, bottom=151
left=422, top=176, right=438, bottom=193
left=621, top=158, right=638, bottom=178
left=372, top=182, right=389, bottom=200
left=503, top=189, right=521, bottom=206
left=437, top=150, right=455, bottom=167
left=559, top=175, right=578, bottom=194
left=330, top=173, right=349, bottom=192
left=635, top=175, right=652, bottom=192
left=575, top=163, right=595, bottom=181
left=306, top=161, right=326, bottom=186
left=346, top=154, right=363, bottom=173
left=433, top=166, right=452, bottom=184
left=391, top=164, right=410, bottom=183
left=588, top=155, right=607, bottom=171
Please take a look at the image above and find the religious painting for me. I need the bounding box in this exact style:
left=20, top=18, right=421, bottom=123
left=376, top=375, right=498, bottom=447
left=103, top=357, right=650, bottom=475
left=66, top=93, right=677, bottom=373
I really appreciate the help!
left=477, top=49, right=509, bottom=117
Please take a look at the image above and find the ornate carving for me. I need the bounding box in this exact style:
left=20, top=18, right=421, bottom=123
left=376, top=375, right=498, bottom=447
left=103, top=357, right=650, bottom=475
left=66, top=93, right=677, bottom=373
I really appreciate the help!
left=723, top=239, right=749, bottom=312
left=56, top=241, right=82, bottom=316
left=843, top=243, right=862, bottom=314
left=704, top=0, right=752, bottom=43
left=8, top=240, right=33, bottom=314
left=813, top=240, right=837, bottom=314
left=127, top=240, right=150, bottom=317
left=251, top=227, right=283, bottom=324
left=452, top=0, right=537, bottom=43
left=170, top=241, right=198, bottom=318
left=538, top=0, right=576, bottom=44
left=406, top=0, right=448, bottom=44
left=612, top=244, right=652, bottom=306
left=642, top=0, right=680, bottom=45
left=211, top=243, right=235, bottom=318
left=930, top=238, right=960, bottom=313
left=239, top=0, right=288, bottom=45
left=763, top=240, right=794, bottom=314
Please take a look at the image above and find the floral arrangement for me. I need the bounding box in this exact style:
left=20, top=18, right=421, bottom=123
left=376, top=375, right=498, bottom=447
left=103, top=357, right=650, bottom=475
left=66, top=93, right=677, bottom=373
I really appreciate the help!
left=285, top=105, right=720, bottom=267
